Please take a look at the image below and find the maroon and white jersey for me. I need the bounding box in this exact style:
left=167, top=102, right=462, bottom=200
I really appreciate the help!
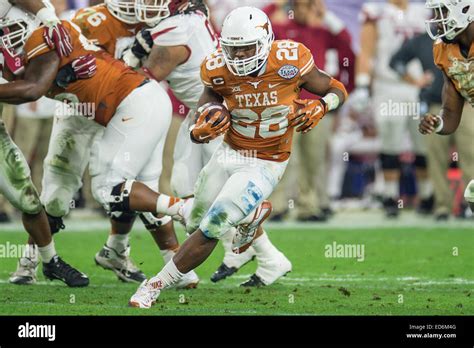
left=149, top=11, right=218, bottom=109
left=359, top=2, right=429, bottom=83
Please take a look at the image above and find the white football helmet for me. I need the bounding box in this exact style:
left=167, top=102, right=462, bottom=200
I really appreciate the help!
left=105, top=0, right=139, bottom=24
left=425, top=0, right=474, bottom=41
left=135, top=0, right=190, bottom=27
left=0, top=0, right=12, bottom=19
left=0, top=7, right=39, bottom=66
left=220, top=6, right=274, bottom=77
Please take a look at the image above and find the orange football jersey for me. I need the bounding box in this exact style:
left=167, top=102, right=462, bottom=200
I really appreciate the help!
left=433, top=39, right=474, bottom=106
left=201, top=40, right=315, bottom=162
left=24, top=21, right=146, bottom=126
left=73, top=4, right=143, bottom=57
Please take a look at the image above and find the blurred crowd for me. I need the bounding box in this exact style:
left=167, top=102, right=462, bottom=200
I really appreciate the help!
left=0, top=0, right=472, bottom=224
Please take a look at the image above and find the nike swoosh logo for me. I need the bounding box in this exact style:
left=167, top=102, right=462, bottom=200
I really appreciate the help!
left=269, top=83, right=282, bottom=89
left=122, top=117, right=134, bottom=122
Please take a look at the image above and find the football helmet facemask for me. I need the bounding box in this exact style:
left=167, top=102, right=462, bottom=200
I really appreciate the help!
left=220, top=6, right=274, bottom=77
left=105, top=0, right=139, bottom=25
left=425, top=0, right=474, bottom=41
left=135, top=0, right=190, bottom=27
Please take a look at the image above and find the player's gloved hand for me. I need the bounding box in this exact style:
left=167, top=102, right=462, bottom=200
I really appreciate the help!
left=289, top=99, right=328, bottom=133
left=419, top=113, right=441, bottom=135
left=55, top=54, right=97, bottom=89
left=122, top=48, right=142, bottom=68
left=131, top=29, right=154, bottom=60
left=71, top=54, right=97, bottom=79
left=37, top=7, right=73, bottom=57
left=190, top=108, right=230, bottom=144
left=43, top=22, right=73, bottom=58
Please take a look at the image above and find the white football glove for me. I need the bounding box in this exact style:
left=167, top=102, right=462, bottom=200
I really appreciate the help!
left=122, top=48, right=142, bottom=69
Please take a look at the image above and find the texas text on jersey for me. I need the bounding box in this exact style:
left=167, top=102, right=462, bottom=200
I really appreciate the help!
left=24, top=20, right=145, bottom=126
left=201, top=40, right=315, bottom=162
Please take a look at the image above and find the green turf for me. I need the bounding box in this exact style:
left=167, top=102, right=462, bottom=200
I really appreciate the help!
left=0, top=227, right=472, bottom=315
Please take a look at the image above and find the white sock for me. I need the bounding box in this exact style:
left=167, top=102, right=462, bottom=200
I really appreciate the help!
left=23, top=244, right=38, bottom=261
left=160, top=248, right=176, bottom=264
left=106, top=234, right=129, bottom=253
left=384, top=181, right=399, bottom=199
left=156, top=194, right=182, bottom=216
left=38, top=241, right=56, bottom=263
left=418, top=179, right=433, bottom=199
left=148, top=259, right=184, bottom=290
left=252, top=231, right=280, bottom=259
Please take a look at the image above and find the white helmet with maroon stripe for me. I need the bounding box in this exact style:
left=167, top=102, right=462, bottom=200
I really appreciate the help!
left=220, top=6, right=274, bottom=77
left=135, top=0, right=190, bottom=26
left=105, top=0, right=139, bottom=24
left=0, top=6, right=40, bottom=74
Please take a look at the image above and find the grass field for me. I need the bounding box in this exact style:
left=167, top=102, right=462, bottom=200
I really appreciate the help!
left=0, top=215, right=473, bottom=316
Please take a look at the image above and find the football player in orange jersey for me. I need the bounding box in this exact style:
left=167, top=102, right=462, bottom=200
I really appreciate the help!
left=419, top=0, right=474, bottom=211
left=7, top=0, right=194, bottom=286
left=0, top=6, right=88, bottom=287
left=0, top=7, right=195, bottom=284
left=129, top=6, right=348, bottom=308
left=65, top=0, right=199, bottom=287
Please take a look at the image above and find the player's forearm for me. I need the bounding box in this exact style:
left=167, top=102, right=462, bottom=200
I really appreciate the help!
left=9, top=0, right=50, bottom=15
left=196, top=87, right=223, bottom=110
left=0, top=81, right=45, bottom=104
left=437, top=107, right=463, bottom=135
left=356, top=23, right=376, bottom=85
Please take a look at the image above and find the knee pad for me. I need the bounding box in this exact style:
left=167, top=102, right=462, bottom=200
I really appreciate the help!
left=139, top=212, right=172, bottom=230
left=380, top=154, right=400, bottom=170
left=43, top=187, right=76, bottom=218
left=199, top=200, right=241, bottom=240
left=100, top=179, right=135, bottom=213
left=110, top=211, right=137, bottom=223
left=15, top=184, right=43, bottom=215
left=414, top=155, right=427, bottom=169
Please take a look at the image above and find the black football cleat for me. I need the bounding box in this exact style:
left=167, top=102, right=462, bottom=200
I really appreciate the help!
left=240, top=274, right=266, bottom=287
left=43, top=255, right=89, bottom=287
left=210, top=263, right=238, bottom=283
left=383, top=198, right=399, bottom=218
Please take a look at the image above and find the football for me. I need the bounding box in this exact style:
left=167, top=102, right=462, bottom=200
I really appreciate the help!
left=199, top=102, right=231, bottom=127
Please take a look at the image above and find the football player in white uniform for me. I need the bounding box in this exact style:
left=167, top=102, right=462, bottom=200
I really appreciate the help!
left=0, top=3, right=89, bottom=287
left=354, top=0, right=434, bottom=217
left=125, top=0, right=293, bottom=287
left=127, top=7, right=348, bottom=308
